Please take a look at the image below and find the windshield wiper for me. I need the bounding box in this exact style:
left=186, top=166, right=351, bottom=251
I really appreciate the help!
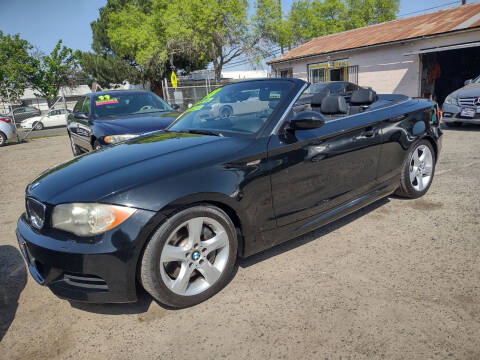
left=182, top=129, right=223, bottom=137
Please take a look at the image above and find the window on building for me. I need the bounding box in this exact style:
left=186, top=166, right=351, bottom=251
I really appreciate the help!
left=279, top=68, right=293, bottom=78
left=308, top=60, right=359, bottom=85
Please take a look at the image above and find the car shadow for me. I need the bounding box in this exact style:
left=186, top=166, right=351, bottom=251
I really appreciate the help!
left=239, top=197, right=390, bottom=268
left=441, top=123, right=480, bottom=131
left=68, top=197, right=389, bottom=314
left=0, top=245, right=28, bottom=342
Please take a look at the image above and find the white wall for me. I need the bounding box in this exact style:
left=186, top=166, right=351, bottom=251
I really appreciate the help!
left=272, top=29, right=480, bottom=97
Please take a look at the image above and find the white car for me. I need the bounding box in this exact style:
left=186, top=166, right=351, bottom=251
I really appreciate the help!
left=0, top=116, right=17, bottom=146
left=21, top=109, right=71, bottom=130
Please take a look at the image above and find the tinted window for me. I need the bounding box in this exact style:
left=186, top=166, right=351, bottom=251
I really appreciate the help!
left=346, top=83, right=360, bottom=92
left=168, top=80, right=294, bottom=135
left=92, top=92, right=173, bottom=119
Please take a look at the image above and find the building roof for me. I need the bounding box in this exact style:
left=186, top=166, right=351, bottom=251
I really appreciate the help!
left=269, top=3, right=480, bottom=64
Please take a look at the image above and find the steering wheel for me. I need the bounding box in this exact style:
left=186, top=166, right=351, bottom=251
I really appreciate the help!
left=140, top=105, right=153, bottom=111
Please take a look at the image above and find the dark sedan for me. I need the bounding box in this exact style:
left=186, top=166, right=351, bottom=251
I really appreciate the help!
left=16, top=79, right=442, bottom=308
left=67, top=90, right=180, bottom=154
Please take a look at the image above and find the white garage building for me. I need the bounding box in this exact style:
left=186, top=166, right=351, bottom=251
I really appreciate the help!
left=268, top=3, right=480, bottom=104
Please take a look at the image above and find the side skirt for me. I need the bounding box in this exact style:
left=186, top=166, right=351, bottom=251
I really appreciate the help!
left=243, top=181, right=398, bottom=257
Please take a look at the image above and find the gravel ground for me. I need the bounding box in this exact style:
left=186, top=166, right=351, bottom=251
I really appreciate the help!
left=1, top=126, right=479, bottom=360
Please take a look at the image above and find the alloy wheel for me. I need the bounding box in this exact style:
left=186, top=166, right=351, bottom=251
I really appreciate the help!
left=159, top=217, right=230, bottom=296
left=409, top=144, right=433, bottom=191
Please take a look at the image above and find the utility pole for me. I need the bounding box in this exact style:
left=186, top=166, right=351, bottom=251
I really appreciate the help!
left=278, top=0, right=284, bottom=55
left=462, top=0, right=466, bottom=5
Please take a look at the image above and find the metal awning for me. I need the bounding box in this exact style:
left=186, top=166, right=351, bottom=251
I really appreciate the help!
left=403, top=41, right=480, bottom=56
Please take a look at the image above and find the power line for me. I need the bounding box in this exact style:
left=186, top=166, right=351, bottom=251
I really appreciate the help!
left=397, top=1, right=462, bottom=17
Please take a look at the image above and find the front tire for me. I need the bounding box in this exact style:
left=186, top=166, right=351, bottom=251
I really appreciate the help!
left=140, top=205, right=237, bottom=308
left=396, top=139, right=436, bottom=199
left=33, top=122, right=44, bottom=130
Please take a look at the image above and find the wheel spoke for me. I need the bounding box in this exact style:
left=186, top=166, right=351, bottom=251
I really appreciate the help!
left=197, top=261, right=222, bottom=285
left=416, top=173, right=424, bottom=191
left=171, top=263, right=195, bottom=295
left=423, top=164, right=433, bottom=176
left=187, top=218, right=203, bottom=247
left=161, top=244, right=188, bottom=263
left=409, top=167, right=418, bottom=182
left=413, top=150, right=420, bottom=166
left=202, top=230, right=228, bottom=255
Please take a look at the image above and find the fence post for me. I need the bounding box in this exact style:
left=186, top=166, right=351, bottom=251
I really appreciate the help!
left=6, top=88, right=21, bottom=142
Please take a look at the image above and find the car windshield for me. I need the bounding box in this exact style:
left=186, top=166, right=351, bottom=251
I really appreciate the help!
left=305, top=83, right=329, bottom=94
left=473, top=75, right=480, bottom=84
left=168, top=80, right=294, bottom=136
left=92, top=92, right=173, bottom=119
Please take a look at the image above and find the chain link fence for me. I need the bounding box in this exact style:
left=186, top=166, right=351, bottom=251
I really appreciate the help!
left=162, top=78, right=236, bottom=112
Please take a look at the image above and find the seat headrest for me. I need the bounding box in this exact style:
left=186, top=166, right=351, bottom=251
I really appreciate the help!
left=311, top=92, right=327, bottom=106
left=350, top=88, right=376, bottom=105
left=321, top=95, right=348, bottom=115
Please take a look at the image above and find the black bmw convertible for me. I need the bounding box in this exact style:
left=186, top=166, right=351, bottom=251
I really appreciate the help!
left=16, top=78, right=442, bottom=308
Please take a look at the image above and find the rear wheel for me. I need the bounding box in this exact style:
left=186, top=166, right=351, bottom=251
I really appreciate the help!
left=0, top=131, right=6, bottom=146
left=396, top=139, right=436, bottom=199
left=140, top=205, right=237, bottom=308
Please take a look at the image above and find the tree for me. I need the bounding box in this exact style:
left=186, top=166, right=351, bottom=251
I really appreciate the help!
left=253, top=0, right=291, bottom=55
left=0, top=31, right=38, bottom=103
left=30, top=40, right=81, bottom=106
left=80, top=53, right=142, bottom=88
left=257, top=0, right=399, bottom=52
left=165, top=0, right=260, bottom=80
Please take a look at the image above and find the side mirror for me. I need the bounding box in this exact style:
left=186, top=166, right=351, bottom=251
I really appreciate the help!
left=171, top=104, right=180, bottom=110
left=289, top=111, right=325, bottom=130
left=465, top=79, right=472, bottom=86
left=74, top=112, right=89, bottom=120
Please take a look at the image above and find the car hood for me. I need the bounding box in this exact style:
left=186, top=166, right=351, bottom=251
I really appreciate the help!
left=27, top=131, right=251, bottom=205
left=94, top=112, right=179, bottom=135
left=450, top=83, right=480, bottom=98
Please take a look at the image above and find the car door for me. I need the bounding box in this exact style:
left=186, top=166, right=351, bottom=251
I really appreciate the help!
left=69, top=97, right=92, bottom=151
left=268, top=109, right=383, bottom=228
left=44, top=110, right=56, bottom=127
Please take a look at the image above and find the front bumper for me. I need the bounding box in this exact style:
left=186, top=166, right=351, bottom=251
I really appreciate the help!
left=16, top=208, right=159, bottom=303
left=442, top=103, right=480, bottom=124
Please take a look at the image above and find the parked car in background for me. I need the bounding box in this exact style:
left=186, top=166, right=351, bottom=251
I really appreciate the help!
left=1, top=106, right=41, bottom=123
left=442, top=75, right=480, bottom=126
left=17, top=79, right=442, bottom=308
left=0, top=115, right=17, bottom=146
left=21, top=109, right=72, bottom=130
left=67, top=90, right=180, bottom=155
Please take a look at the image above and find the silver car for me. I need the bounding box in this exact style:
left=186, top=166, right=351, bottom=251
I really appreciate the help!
left=442, top=75, right=480, bottom=127
left=0, top=115, right=17, bottom=146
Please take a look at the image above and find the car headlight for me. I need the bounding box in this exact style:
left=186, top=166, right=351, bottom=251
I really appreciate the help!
left=51, top=203, right=136, bottom=236
left=104, top=134, right=138, bottom=144
left=444, top=95, right=458, bottom=105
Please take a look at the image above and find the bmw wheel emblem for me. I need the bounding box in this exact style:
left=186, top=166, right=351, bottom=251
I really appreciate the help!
left=192, top=251, right=200, bottom=261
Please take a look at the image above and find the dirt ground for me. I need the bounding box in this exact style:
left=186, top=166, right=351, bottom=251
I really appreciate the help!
left=1, top=126, right=479, bottom=360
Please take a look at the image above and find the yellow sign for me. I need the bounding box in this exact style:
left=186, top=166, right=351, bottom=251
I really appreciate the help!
left=171, top=71, right=178, bottom=88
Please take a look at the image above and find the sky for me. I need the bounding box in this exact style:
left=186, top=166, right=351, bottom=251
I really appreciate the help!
left=0, top=0, right=477, bottom=69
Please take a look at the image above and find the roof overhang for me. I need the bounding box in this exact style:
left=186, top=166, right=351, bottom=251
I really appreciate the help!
left=268, top=26, right=480, bottom=66
left=403, top=40, right=480, bottom=56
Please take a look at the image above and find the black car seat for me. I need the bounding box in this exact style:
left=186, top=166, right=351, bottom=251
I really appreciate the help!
left=349, top=89, right=377, bottom=115
left=310, top=92, right=328, bottom=113
left=320, top=95, right=348, bottom=118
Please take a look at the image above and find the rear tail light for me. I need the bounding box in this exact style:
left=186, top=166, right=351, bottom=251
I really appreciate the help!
left=0, top=117, right=11, bottom=123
